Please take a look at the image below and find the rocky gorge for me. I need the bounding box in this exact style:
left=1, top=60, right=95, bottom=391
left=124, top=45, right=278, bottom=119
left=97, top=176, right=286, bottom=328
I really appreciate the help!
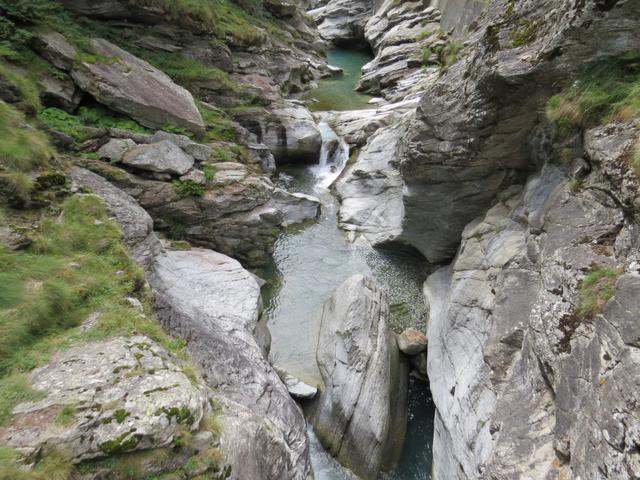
left=0, top=0, right=639, bottom=479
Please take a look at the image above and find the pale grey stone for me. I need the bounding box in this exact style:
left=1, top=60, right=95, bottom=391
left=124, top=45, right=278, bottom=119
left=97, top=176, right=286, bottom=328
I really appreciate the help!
left=122, top=140, right=194, bottom=175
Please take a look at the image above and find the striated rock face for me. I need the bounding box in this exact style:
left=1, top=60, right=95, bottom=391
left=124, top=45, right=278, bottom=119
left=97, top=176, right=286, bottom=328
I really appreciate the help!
left=0, top=336, right=207, bottom=463
left=309, top=0, right=373, bottom=44
left=358, top=0, right=440, bottom=100
left=71, top=39, right=205, bottom=135
left=398, top=0, right=640, bottom=263
left=313, top=274, right=407, bottom=480
left=426, top=122, right=640, bottom=479
left=150, top=249, right=314, bottom=480
left=335, top=122, right=405, bottom=245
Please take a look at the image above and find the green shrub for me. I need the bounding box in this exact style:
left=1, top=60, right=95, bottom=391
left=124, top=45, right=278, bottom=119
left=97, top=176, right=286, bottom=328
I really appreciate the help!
left=510, top=20, right=539, bottom=47
left=202, top=164, right=218, bottom=181
left=173, top=180, right=205, bottom=198
left=39, top=106, right=148, bottom=141
left=576, top=265, right=621, bottom=320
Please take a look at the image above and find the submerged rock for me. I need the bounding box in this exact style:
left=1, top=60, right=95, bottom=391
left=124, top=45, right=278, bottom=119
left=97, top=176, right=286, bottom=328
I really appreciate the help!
left=71, top=38, right=205, bottom=135
left=0, top=336, right=207, bottom=463
left=313, top=274, right=407, bottom=480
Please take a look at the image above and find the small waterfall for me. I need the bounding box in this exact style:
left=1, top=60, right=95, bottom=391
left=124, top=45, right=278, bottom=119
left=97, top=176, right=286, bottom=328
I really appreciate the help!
left=313, top=121, right=349, bottom=191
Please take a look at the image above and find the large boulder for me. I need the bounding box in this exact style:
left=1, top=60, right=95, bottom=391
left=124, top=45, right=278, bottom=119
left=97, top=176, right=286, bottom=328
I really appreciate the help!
left=313, top=274, right=407, bottom=480
left=335, top=122, right=405, bottom=245
left=308, top=0, right=373, bottom=43
left=235, top=101, right=322, bottom=164
left=71, top=39, right=205, bottom=135
left=0, top=336, right=207, bottom=462
left=79, top=160, right=320, bottom=267
left=150, top=249, right=314, bottom=479
left=122, top=140, right=195, bottom=175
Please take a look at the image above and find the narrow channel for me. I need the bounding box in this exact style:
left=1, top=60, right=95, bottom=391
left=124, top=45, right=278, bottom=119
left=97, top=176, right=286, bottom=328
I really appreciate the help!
left=263, top=50, right=436, bottom=479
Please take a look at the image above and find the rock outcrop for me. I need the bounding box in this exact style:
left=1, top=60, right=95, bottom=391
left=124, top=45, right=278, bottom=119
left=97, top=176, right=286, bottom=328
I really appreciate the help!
left=234, top=100, right=322, bottom=164
left=335, top=122, right=405, bottom=245
left=309, top=0, right=373, bottom=44
left=0, top=336, right=207, bottom=462
left=150, top=249, right=314, bottom=480
left=71, top=38, right=205, bottom=135
left=397, top=0, right=640, bottom=263
left=313, top=274, right=407, bottom=480
left=426, top=122, right=640, bottom=479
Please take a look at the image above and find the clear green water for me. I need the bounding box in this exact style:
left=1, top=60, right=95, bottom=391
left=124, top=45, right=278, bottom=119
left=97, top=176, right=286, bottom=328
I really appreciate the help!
left=263, top=164, right=434, bottom=479
left=309, top=49, right=373, bottom=111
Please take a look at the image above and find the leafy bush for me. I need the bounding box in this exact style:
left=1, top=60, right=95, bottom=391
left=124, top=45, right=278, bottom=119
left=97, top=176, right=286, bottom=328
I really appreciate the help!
left=173, top=180, right=205, bottom=198
left=546, top=52, right=640, bottom=132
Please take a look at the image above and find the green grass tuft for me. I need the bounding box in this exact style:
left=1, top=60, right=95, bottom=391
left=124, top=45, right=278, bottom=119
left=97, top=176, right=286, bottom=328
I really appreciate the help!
left=576, top=265, right=621, bottom=320
left=0, top=101, right=51, bottom=172
left=546, top=52, right=640, bottom=132
left=54, top=405, right=76, bottom=426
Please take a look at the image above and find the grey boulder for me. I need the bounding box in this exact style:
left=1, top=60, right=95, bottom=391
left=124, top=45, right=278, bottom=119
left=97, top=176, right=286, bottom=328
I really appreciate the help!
left=122, top=140, right=194, bottom=175
left=71, top=39, right=205, bottom=135
left=0, top=336, right=207, bottom=463
left=97, top=138, right=136, bottom=163
left=313, top=274, right=407, bottom=480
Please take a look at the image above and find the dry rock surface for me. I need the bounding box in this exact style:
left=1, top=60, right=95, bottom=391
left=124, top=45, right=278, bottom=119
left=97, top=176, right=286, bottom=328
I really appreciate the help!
left=0, top=336, right=207, bottom=463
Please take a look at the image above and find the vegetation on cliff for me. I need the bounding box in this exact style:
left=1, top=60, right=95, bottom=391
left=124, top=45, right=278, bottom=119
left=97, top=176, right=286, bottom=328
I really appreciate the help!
left=546, top=52, right=640, bottom=134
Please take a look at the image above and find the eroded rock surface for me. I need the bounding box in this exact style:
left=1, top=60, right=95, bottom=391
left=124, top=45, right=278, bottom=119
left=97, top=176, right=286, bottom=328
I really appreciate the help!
left=0, top=336, right=206, bottom=463
left=426, top=123, right=640, bottom=479
left=313, top=274, right=407, bottom=480
left=150, top=249, right=314, bottom=480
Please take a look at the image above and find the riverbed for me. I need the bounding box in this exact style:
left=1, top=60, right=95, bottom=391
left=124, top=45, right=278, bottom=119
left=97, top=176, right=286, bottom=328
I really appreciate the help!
left=264, top=49, right=436, bottom=479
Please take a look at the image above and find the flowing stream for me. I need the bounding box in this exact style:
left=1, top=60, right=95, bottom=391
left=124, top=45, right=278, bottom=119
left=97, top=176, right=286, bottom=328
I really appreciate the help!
left=263, top=50, right=435, bottom=479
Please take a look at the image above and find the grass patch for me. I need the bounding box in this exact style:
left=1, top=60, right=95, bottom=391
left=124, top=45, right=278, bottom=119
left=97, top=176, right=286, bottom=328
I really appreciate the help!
left=575, top=265, right=621, bottom=320
left=422, top=40, right=464, bottom=70
left=198, top=103, right=238, bottom=143
left=0, top=446, right=73, bottom=480
left=54, top=404, right=75, bottom=426
left=0, top=62, right=41, bottom=112
left=144, top=52, right=238, bottom=90
left=135, top=0, right=266, bottom=46
left=38, top=105, right=149, bottom=141
left=546, top=52, right=640, bottom=132
left=0, top=101, right=52, bottom=172
left=202, top=164, right=218, bottom=181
